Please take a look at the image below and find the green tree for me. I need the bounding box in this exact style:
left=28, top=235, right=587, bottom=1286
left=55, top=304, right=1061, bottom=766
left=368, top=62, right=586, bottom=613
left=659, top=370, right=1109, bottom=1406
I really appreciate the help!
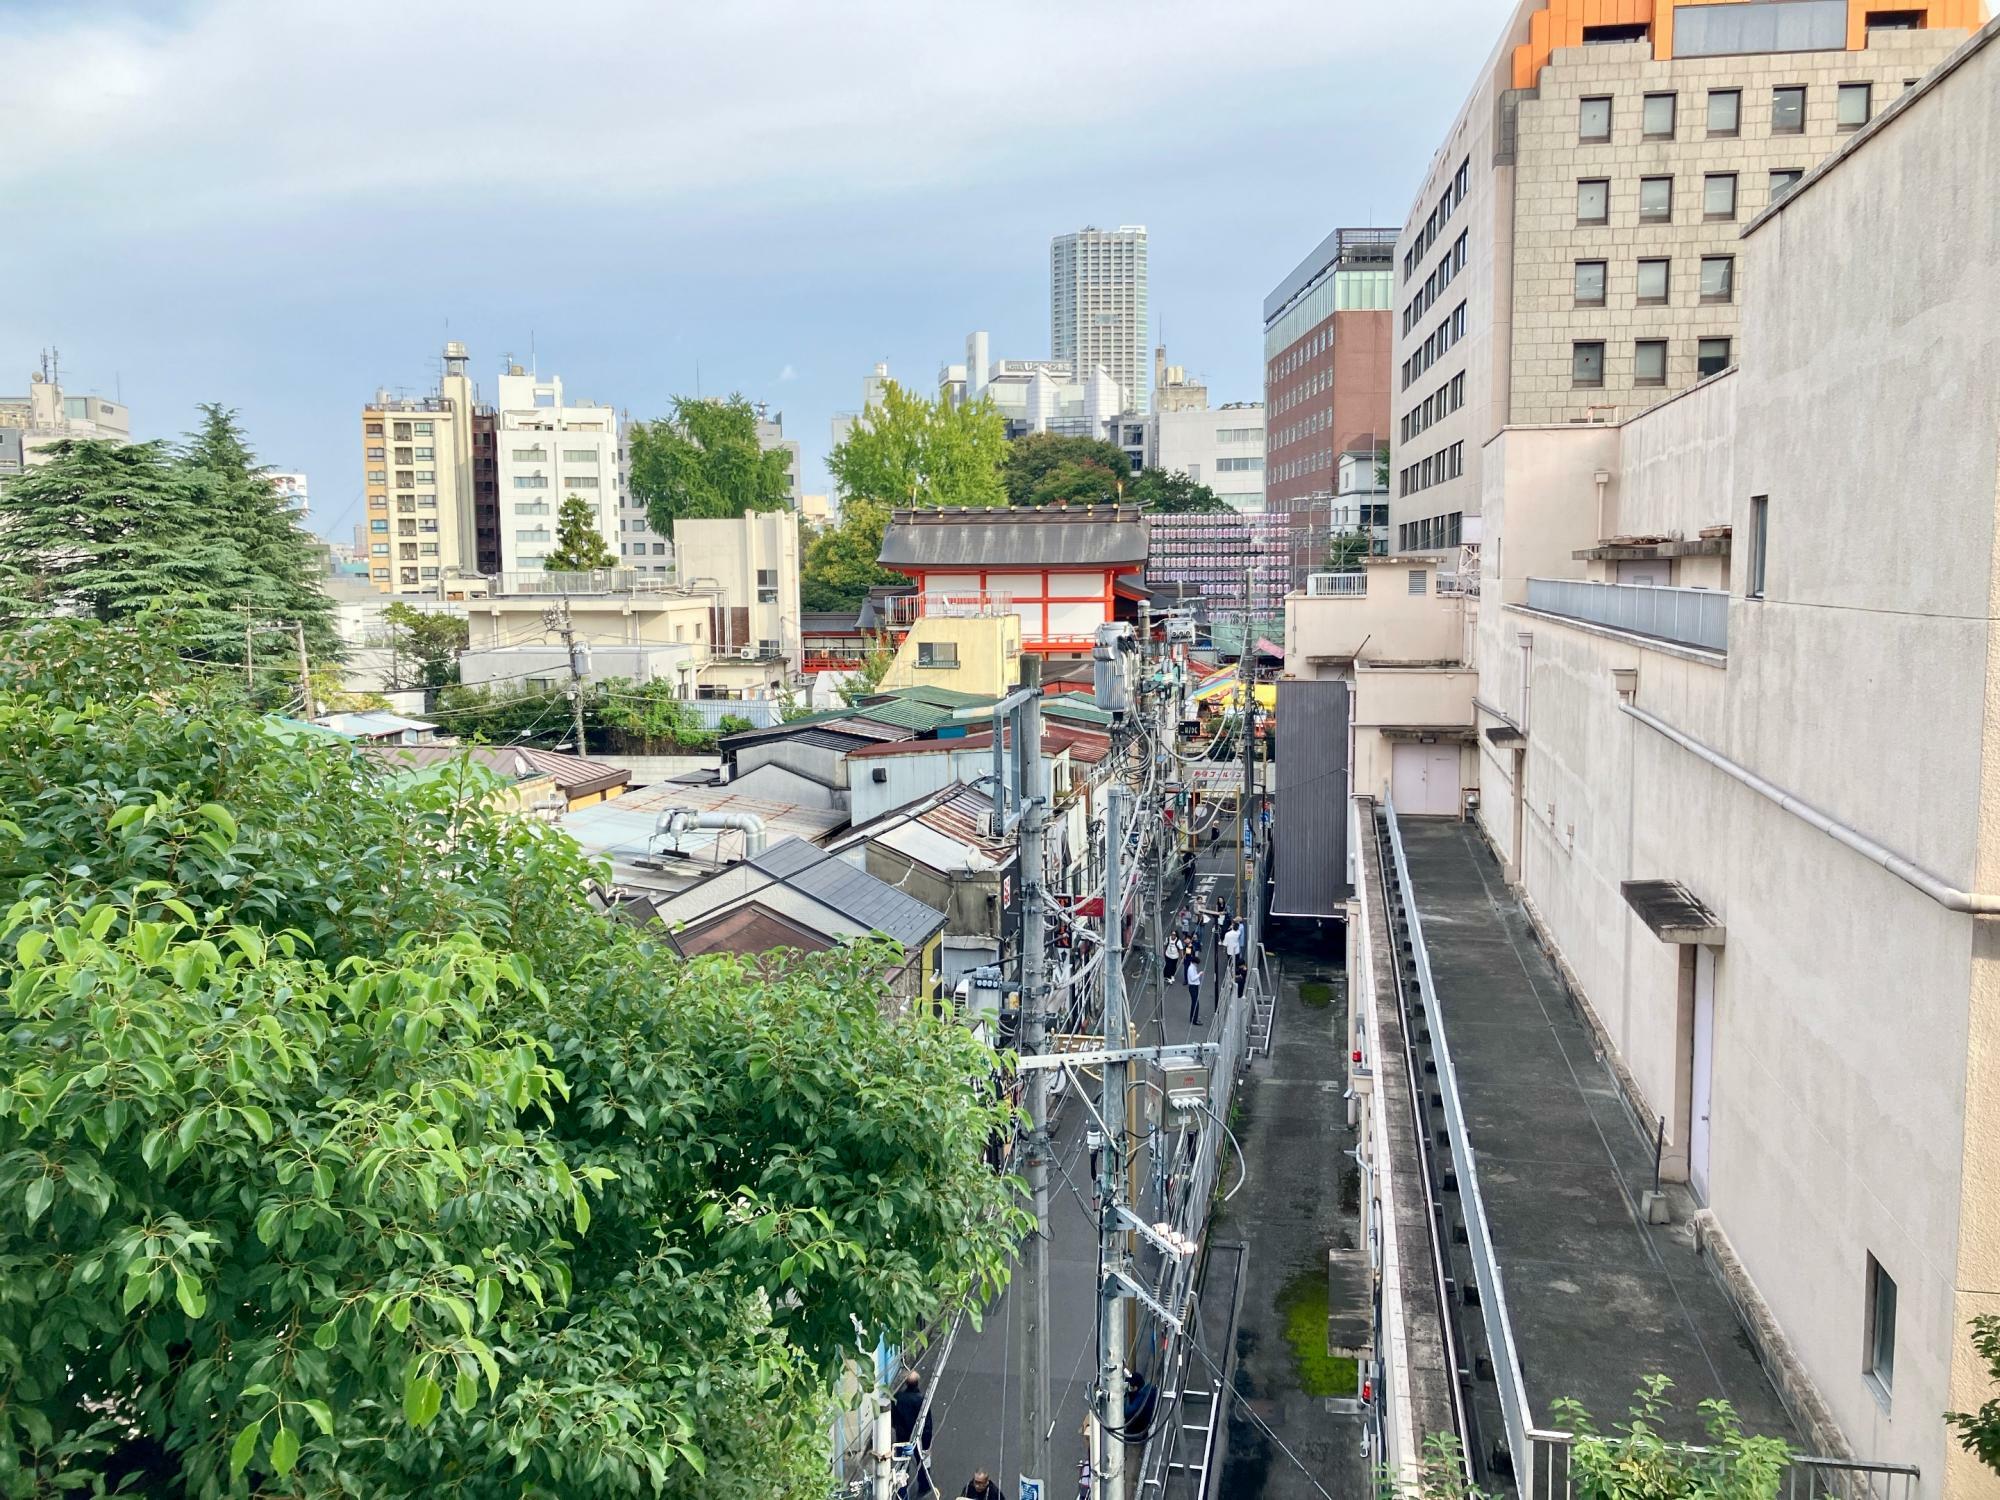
left=837, top=632, right=896, bottom=705
left=1128, top=467, right=1228, bottom=514
left=0, top=618, right=1027, bottom=1497
left=1947, top=1315, right=2000, bottom=1476
left=800, top=499, right=905, bottom=611
left=1326, top=529, right=1374, bottom=571
left=541, top=495, right=618, bottom=573
left=1000, top=433, right=1134, bottom=506
left=383, top=601, right=470, bottom=689
left=628, top=395, right=795, bottom=533
left=828, top=380, right=1007, bottom=510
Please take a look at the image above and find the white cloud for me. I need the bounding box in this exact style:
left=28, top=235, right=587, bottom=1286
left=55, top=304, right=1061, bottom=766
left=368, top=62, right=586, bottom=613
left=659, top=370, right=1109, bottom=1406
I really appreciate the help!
left=0, top=0, right=1437, bottom=229
left=778, top=363, right=799, bottom=382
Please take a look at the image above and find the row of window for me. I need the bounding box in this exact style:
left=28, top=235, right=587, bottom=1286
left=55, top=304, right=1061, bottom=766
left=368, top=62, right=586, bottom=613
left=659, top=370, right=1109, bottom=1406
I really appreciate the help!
left=1215, top=427, right=1261, bottom=443
left=1403, top=157, right=1472, bottom=282
left=1270, top=324, right=1333, bottom=383
left=1577, top=82, right=1872, bottom=146
left=375, top=567, right=442, bottom=584
left=1272, top=450, right=1336, bottom=483
left=369, top=493, right=438, bottom=511
left=1398, top=441, right=1464, bottom=498
left=1577, top=168, right=1801, bottom=226
left=1396, top=513, right=1465, bottom=553
left=508, top=447, right=603, bottom=463
left=620, top=542, right=671, bottom=556
left=1272, top=367, right=1329, bottom=417
left=363, top=420, right=436, bottom=439
left=1402, top=302, right=1468, bottom=391
left=1575, top=254, right=1734, bottom=307
left=1571, top=336, right=1732, bottom=388
left=1275, top=407, right=1332, bottom=451
left=1216, top=456, right=1263, bottom=472
left=1401, top=371, right=1467, bottom=445
left=1402, top=232, right=1470, bottom=334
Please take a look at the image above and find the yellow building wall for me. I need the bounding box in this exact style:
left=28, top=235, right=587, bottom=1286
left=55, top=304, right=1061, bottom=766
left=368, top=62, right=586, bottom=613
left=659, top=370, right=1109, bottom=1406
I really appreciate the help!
left=880, top=615, right=1023, bottom=697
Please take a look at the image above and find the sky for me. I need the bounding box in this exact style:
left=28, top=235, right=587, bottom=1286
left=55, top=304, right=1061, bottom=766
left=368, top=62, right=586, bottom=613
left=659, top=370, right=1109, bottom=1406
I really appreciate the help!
left=0, top=0, right=1499, bottom=546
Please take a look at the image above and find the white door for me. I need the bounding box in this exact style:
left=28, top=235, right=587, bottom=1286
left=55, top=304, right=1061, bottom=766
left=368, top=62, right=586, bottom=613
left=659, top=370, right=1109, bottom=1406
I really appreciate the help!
left=1391, top=743, right=1461, bottom=817
left=1689, top=946, right=1715, bottom=1201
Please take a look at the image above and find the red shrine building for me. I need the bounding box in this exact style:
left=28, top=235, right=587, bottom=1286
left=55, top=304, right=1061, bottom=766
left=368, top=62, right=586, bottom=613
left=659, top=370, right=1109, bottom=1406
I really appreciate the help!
left=876, top=504, right=1150, bottom=658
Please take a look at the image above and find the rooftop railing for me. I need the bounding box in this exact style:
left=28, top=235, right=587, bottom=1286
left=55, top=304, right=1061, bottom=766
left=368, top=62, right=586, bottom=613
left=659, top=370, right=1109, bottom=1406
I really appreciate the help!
left=488, top=569, right=681, bottom=597
left=1306, top=571, right=1369, bottom=598
left=1525, top=578, right=1727, bottom=653
left=1525, top=1430, right=1920, bottom=1500
left=883, top=591, right=1015, bottom=626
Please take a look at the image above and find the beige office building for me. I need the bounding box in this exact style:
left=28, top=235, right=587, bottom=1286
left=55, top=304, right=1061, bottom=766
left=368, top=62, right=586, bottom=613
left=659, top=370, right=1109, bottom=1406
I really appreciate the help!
left=361, top=341, right=480, bottom=595
left=1387, top=0, right=1978, bottom=556
left=0, top=365, right=131, bottom=479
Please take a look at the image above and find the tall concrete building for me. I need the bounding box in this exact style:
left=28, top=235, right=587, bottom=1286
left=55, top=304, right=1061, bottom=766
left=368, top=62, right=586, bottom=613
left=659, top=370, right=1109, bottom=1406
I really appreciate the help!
left=1148, top=402, right=1268, bottom=513
left=1050, top=225, right=1149, bottom=413
left=1263, top=227, right=1396, bottom=583
left=1387, top=0, right=1980, bottom=557
left=0, top=360, right=131, bottom=479
left=492, top=365, right=619, bottom=576
left=360, top=341, right=481, bottom=596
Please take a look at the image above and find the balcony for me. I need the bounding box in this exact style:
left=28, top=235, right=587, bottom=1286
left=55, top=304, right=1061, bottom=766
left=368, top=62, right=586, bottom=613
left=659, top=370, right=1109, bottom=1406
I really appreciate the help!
left=1525, top=578, right=1727, bottom=653
left=883, top=591, right=1015, bottom=627
left=488, top=569, right=679, bottom=596
left=1305, top=571, right=1368, bottom=598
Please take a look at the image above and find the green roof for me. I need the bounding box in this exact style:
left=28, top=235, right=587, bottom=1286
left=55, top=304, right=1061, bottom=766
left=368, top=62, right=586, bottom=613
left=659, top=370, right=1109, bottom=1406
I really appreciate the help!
left=848, top=698, right=961, bottom=732
left=1041, top=696, right=1113, bottom=727
left=870, top=686, right=999, bottom=711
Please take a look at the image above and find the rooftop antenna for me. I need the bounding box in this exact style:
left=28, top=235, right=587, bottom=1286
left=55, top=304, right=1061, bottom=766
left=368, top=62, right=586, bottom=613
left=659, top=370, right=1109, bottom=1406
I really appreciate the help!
left=530, top=330, right=537, bottom=379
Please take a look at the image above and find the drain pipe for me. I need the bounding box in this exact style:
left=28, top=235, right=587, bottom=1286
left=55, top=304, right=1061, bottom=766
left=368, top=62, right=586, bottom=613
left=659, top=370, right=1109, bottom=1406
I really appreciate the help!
left=653, top=808, right=768, bottom=859
left=1619, top=702, right=2000, bottom=916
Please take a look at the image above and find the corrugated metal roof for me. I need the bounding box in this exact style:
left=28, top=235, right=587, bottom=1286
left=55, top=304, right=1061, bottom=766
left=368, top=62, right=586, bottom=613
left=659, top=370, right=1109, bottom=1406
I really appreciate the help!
left=1040, top=696, right=1113, bottom=728
left=563, top=781, right=845, bottom=874
left=801, top=611, right=864, bottom=632
left=1271, top=679, right=1351, bottom=918
left=749, top=837, right=946, bottom=946
left=870, top=686, right=999, bottom=711
left=313, top=710, right=437, bottom=738
left=878, top=505, right=1149, bottom=570
left=847, top=697, right=960, bottom=732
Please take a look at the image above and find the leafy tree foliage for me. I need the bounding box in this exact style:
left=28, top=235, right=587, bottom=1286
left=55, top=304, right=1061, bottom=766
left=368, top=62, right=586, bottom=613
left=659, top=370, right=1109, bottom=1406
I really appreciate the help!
left=383, top=602, right=469, bottom=689
left=1947, top=1315, right=2000, bottom=1476
left=1326, top=530, right=1375, bottom=571
left=1550, top=1377, right=1790, bottom=1500
left=1000, top=433, right=1133, bottom=507
left=627, top=397, right=795, bottom=533
left=541, top=495, right=618, bottom=573
left=0, top=620, right=1025, bottom=1496
left=800, top=499, right=905, bottom=612
left=1128, top=468, right=1228, bottom=514
left=837, top=633, right=896, bottom=705
left=828, top=381, right=1007, bottom=511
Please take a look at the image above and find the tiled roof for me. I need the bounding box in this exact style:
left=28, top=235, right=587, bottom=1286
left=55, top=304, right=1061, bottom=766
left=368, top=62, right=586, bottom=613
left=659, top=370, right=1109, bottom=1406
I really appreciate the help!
left=846, top=697, right=962, bottom=732
left=879, top=504, right=1148, bottom=570
left=749, top=837, right=946, bottom=947
left=801, top=610, right=864, bottom=633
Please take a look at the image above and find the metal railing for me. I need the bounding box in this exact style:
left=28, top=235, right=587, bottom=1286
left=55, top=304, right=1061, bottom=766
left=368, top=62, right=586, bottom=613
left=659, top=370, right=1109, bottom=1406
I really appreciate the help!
left=883, top=591, right=1015, bottom=626
left=487, top=568, right=679, bottom=596
left=1306, top=571, right=1369, bottom=598
left=1524, top=1430, right=1920, bottom=1500
left=1524, top=578, right=1728, bottom=653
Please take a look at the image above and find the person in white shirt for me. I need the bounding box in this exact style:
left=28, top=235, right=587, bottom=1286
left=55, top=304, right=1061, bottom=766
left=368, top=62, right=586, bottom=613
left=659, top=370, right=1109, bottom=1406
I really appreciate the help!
left=1185, top=957, right=1204, bottom=1026
left=1222, top=921, right=1242, bottom=963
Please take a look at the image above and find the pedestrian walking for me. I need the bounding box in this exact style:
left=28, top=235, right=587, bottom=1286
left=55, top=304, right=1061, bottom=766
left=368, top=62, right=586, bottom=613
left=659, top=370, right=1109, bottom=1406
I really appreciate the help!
left=1185, top=956, right=1204, bottom=1026
left=889, top=1370, right=934, bottom=1498
left=959, top=1471, right=1007, bottom=1500
left=1222, top=918, right=1242, bottom=967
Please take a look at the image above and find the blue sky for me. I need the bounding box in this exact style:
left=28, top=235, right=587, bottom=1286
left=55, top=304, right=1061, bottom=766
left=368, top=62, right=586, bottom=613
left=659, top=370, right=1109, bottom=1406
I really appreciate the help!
left=0, top=0, right=1498, bottom=545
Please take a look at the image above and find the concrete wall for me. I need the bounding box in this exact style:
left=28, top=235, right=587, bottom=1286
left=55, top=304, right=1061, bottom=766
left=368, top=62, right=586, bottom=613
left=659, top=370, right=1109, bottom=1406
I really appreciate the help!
left=1284, top=559, right=1470, bottom=672
left=674, top=510, right=805, bottom=675
left=879, top=614, right=1023, bottom=697
left=466, top=593, right=710, bottom=651
left=1350, top=666, right=1478, bottom=805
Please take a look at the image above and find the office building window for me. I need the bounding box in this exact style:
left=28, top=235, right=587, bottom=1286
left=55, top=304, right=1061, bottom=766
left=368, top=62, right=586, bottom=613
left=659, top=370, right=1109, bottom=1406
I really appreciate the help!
left=1704, top=173, right=1738, bottom=220
left=1638, top=258, right=1671, bottom=305
left=1634, top=340, right=1668, bottom=386
left=1773, top=85, right=1806, bottom=133
left=1579, top=95, right=1613, bottom=141
left=652, top=542, right=667, bottom=555
left=757, top=566, right=778, bottom=604
left=512, top=475, right=549, bottom=489
left=566, top=475, right=600, bottom=488
left=1707, top=88, right=1741, bottom=136
left=1640, top=176, right=1674, bottom=222
left=1643, top=92, right=1677, bottom=138
left=561, top=448, right=599, bottom=463
left=1573, top=341, right=1606, bottom=387
left=1771, top=168, right=1804, bottom=203
left=1837, top=82, right=1872, bottom=128
left=1577, top=178, right=1610, bottom=223
left=1575, top=260, right=1607, bottom=305
left=1865, top=1256, right=1897, bottom=1400
left=1698, top=337, right=1733, bottom=379
left=1678, top=1, right=1844, bottom=54
left=1701, top=256, right=1735, bottom=302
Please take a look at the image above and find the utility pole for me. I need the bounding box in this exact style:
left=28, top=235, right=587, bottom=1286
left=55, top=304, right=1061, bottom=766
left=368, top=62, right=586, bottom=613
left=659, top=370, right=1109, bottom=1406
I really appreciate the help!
left=547, top=600, right=588, bottom=755
left=1096, top=784, right=1131, bottom=1500
left=1009, top=659, right=1052, bottom=1495
left=293, top=621, right=317, bottom=719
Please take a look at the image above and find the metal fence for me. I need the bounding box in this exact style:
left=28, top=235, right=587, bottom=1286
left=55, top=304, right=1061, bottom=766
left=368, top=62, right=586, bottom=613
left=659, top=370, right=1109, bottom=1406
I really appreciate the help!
left=1307, top=571, right=1369, bottom=598
left=1524, top=578, right=1728, bottom=652
left=1525, top=1430, right=1921, bottom=1500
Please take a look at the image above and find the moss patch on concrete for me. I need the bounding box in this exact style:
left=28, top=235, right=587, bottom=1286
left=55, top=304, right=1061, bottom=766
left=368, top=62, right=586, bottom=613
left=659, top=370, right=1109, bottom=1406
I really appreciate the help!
left=1298, top=981, right=1335, bottom=1009
left=1278, top=1266, right=1359, bottom=1397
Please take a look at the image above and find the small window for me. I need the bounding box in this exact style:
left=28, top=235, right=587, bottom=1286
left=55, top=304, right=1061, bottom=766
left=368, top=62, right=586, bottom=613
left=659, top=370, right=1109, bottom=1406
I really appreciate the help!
left=1572, top=341, right=1606, bottom=388
left=1707, top=89, right=1741, bottom=137
left=1579, top=96, right=1613, bottom=141
left=917, top=640, right=960, bottom=668
left=1637, top=259, right=1670, bottom=305
left=1698, top=337, right=1732, bottom=379
left=1575, top=260, right=1608, bottom=306
left=1865, top=1255, right=1897, bottom=1399
left=1770, top=169, right=1804, bottom=205
left=1772, top=85, right=1806, bottom=134
left=1747, top=496, right=1768, bottom=598
left=1640, top=176, right=1674, bottom=222
left=1837, top=82, right=1872, bottom=129
left=1701, top=256, right=1735, bottom=303
left=1868, top=8, right=1924, bottom=25
left=1408, top=569, right=1429, bottom=595
left=1643, top=92, right=1677, bottom=138
left=1634, top=340, right=1668, bottom=387
left=1704, top=173, right=1738, bottom=220
left=1578, top=178, right=1610, bottom=223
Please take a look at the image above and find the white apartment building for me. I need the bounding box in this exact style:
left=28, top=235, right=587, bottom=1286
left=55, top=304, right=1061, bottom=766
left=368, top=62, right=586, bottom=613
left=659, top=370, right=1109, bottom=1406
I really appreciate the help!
left=1050, top=226, right=1150, bottom=413
left=672, top=508, right=804, bottom=681
left=616, top=406, right=806, bottom=571
left=1387, top=0, right=1974, bottom=556
left=0, top=366, right=131, bottom=478
left=944, top=331, right=1124, bottom=441
left=1148, top=402, right=1267, bottom=512
left=493, top=366, right=619, bottom=575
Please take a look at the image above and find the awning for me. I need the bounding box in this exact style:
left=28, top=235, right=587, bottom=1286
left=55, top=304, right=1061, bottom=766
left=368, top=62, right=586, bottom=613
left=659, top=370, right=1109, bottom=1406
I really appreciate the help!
left=1621, top=879, right=1725, bottom=945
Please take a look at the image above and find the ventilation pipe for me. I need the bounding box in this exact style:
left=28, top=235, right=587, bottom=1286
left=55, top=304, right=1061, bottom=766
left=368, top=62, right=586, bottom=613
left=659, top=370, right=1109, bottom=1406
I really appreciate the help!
left=652, top=808, right=768, bottom=859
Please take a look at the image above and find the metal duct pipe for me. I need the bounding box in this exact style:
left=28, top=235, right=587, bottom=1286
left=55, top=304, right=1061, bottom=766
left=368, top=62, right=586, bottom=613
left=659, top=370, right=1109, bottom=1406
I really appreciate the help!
left=1619, top=701, right=2000, bottom=916
left=652, top=808, right=768, bottom=859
